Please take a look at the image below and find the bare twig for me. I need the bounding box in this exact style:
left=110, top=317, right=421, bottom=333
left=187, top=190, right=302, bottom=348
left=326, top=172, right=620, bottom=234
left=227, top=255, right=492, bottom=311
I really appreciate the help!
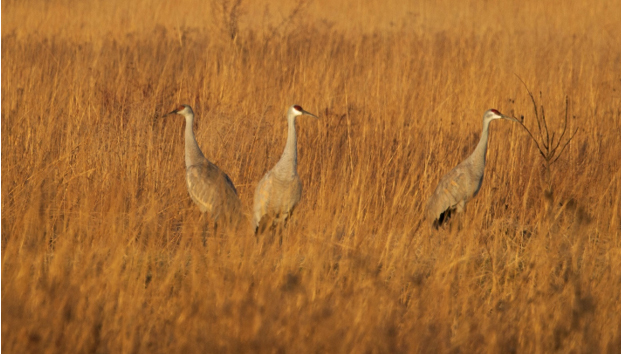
left=211, top=0, right=246, bottom=42
left=551, top=128, right=578, bottom=165
left=549, top=97, right=570, bottom=157
left=264, top=0, right=311, bottom=43
left=540, top=95, right=550, bottom=149
left=512, top=75, right=579, bottom=194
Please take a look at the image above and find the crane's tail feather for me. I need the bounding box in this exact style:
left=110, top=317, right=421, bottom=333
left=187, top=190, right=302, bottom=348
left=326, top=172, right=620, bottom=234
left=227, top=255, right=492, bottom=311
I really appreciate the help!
left=433, top=208, right=455, bottom=229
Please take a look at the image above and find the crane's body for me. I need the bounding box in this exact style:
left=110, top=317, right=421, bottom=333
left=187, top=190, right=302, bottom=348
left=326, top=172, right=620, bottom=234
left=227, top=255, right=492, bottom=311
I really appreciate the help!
left=252, top=105, right=318, bottom=233
left=167, top=105, right=241, bottom=224
left=426, top=109, right=518, bottom=228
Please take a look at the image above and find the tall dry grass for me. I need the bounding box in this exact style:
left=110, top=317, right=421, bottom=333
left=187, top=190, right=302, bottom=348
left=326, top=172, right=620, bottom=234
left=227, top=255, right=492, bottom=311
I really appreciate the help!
left=2, top=0, right=621, bottom=352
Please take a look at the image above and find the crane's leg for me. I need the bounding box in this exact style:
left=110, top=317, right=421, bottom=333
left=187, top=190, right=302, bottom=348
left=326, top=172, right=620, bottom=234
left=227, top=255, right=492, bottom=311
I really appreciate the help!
left=456, top=201, right=466, bottom=214
left=277, top=211, right=295, bottom=245
left=199, top=213, right=217, bottom=247
left=280, top=213, right=290, bottom=228
left=255, top=216, right=272, bottom=236
left=196, top=213, right=207, bottom=247
left=455, top=201, right=467, bottom=231
left=274, top=224, right=283, bottom=246
left=202, top=217, right=210, bottom=247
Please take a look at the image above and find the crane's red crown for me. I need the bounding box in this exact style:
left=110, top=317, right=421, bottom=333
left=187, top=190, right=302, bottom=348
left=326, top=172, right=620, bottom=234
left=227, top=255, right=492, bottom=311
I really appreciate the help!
left=490, top=109, right=501, bottom=115
left=293, top=105, right=303, bottom=112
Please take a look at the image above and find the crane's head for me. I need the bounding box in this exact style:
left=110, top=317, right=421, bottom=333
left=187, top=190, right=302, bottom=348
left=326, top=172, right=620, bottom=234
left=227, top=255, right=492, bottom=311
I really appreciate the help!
left=484, top=109, right=519, bottom=123
left=289, top=105, right=319, bottom=119
left=166, top=104, right=194, bottom=117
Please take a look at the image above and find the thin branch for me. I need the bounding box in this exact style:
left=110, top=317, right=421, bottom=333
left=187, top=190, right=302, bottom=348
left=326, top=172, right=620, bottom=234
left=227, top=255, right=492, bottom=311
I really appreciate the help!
left=516, top=76, right=546, bottom=146
left=509, top=115, right=546, bottom=159
left=550, top=96, right=570, bottom=156
left=265, top=0, right=310, bottom=43
left=533, top=96, right=545, bottom=147
left=513, top=76, right=579, bottom=193
left=551, top=128, right=578, bottom=165
left=549, top=132, right=556, bottom=154
left=540, top=95, right=550, bottom=150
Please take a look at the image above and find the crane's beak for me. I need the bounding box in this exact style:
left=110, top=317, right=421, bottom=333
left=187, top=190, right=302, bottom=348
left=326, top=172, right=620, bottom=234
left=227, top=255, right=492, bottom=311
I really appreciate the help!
left=302, top=110, right=319, bottom=119
left=164, top=109, right=178, bottom=117
left=502, top=115, right=520, bottom=123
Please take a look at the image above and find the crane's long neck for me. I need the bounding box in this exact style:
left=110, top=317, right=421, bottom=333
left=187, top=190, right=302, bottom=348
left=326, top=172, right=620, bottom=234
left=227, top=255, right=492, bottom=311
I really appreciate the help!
left=274, top=115, right=298, bottom=178
left=468, top=118, right=491, bottom=176
left=184, top=113, right=205, bottom=168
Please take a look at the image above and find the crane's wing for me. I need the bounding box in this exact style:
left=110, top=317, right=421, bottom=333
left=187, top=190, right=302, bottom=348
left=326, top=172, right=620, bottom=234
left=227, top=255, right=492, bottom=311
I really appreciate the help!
left=186, top=161, right=241, bottom=219
left=223, top=171, right=238, bottom=195
left=426, top=164, right=473, bottom=222
left=252, top=170, right=273, bottom=230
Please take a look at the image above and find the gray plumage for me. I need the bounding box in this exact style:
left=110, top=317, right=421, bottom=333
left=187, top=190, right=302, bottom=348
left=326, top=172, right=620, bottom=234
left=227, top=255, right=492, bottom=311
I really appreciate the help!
left=167, top=105, right=241, bottom=224
left=252, top=105, right=318, bottom=233
left=426, top=109, right=518, bottom=228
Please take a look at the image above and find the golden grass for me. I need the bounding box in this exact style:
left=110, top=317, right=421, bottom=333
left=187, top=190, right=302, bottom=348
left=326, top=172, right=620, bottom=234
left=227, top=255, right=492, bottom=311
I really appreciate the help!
left=2, top=0, right=621, bottom=352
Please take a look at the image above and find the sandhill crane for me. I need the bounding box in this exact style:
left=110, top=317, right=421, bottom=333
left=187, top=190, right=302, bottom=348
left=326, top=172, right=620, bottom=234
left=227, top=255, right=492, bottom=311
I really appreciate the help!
left=426, top=109, right=519, bottom=228
left=252, top=105, right=318, bottom=233
left=165, top=104, right=242, bottom=226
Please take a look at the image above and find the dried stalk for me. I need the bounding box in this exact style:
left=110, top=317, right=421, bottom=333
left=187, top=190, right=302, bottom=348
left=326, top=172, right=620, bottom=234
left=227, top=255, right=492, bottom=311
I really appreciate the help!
left=512, top=76, right=578, bottom=194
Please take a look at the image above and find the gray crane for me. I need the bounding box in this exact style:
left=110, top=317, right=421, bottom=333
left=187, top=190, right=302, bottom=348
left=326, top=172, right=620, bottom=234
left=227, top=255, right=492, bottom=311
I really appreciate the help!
left=426, top=109, right=518, bottom=228
left=252, top=105, right=318, bottom=233
left=166, top=105, right=242, bottom=226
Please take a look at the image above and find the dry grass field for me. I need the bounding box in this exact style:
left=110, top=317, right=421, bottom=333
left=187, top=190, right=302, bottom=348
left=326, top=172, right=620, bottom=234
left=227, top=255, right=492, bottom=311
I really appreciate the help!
left=2, top=0, right=621, bottom=352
